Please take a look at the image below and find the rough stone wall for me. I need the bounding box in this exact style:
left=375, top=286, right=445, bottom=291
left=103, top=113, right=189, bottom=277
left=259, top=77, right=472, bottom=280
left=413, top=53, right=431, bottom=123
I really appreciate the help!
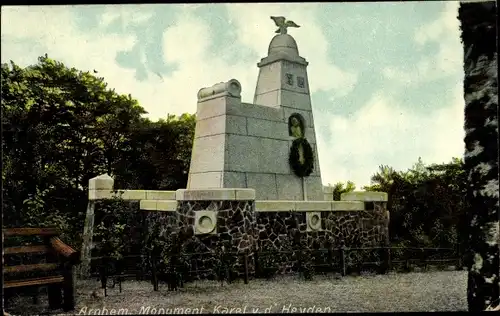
left=145, top=200, right=256, bottom=279
left=459, top=1, right=499, bottom=311
left=255, top=201, right=389, bottom=273
left=144, top=201, right=388, bottom=278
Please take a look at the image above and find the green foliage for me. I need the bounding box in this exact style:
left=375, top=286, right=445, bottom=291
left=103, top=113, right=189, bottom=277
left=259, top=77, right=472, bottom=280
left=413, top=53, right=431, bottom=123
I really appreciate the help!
left=93, top=196, right=137, bottom=261
left=291, top=231, right=315, bottom=281
left=144, top=224, right=192, bottom=284
left=2, top=55, right=196, bottom=250
left=327, top=181, right=356, bottom=201
left=364, top=157, right=467, bottom=252
left=212, top=241, right=238, bottom=284
left=259, top=247, right=279, bottom=279
left=296, top=249, right=315, bottom=281
left=145, top=222, right=172, bottom=269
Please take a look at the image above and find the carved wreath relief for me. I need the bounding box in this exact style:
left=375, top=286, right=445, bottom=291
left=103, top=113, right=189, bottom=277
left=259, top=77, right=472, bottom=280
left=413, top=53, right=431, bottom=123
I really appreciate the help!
left=288, top=114, right=314, bottom=178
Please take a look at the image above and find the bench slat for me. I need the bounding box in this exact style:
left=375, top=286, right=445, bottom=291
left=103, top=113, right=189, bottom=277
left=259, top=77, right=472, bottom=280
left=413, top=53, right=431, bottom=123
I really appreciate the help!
left=3, top=228, right=58, bottom=237
left=4, top=275, right=64, bottom=288
left=3, top=263, right=59, bottom=274
left=4, top=245, right=51, bottom=255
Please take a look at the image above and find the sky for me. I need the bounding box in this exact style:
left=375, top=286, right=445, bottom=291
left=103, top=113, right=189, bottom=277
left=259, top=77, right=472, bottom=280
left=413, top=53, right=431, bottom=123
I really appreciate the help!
left=1, top=2, right=465, bottom=189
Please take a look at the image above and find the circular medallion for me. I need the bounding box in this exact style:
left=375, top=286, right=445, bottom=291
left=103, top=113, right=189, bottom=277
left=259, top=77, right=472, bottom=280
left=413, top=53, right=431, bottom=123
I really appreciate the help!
left=311, top=214, right=320, bottom=226
left=198, top=215, right=214, bottom=234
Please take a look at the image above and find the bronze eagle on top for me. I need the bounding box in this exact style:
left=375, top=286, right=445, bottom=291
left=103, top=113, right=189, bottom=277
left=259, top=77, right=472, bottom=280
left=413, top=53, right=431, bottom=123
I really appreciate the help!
left=270, top=16, right=300, bottom=35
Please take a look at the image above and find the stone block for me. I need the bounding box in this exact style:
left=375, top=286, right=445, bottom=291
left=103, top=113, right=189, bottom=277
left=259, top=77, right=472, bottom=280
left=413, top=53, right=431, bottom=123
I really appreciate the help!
left=194, top=114, right=226, bottom=138
left=225, top=135, right=290, bottom=174
left=195, top=114, right=247, bottom=138
left=139, top=200, right=157, bottom=210
left=253, top=90, right=280, bottom=108
left=196, top=98, right=226, bottom=120
left=157, top=200, right=178, bottom=211
left=295, top=201, right=331, bottom=211
left=118, top=190, right=147, bottom=200
left=305, top=176, right=324, bottom=200
left=188, top=172, right=223, bottom=188
left=256, top=200, right=295, bottom=212
left=235, top=189, right=256, bottom=200
left=222, top=171, right=247, bottom=188
left=88, top=189, right=113, bottom=200
left=196, top=96, right=241, bottom=120
left=254, top=63, right=282, bottom=97
left=246, top=173, right=278, bottom=200
left=189, top=134, right=226, bottom=173
left=226, top=115, right=248, bottom=135
left=246, top=117, right=289, bottom=140
left=275, top=174, right=303, bottom=200
left=331, top=201, right=365, bottom=211
left=323, top=186, right=335, bottom=193
left=176, top=189, right=236, bottom=201
left=306, top=212, right=322, bottom=232
left=195, top=210, right=217, bottom=235
left=280, top=91, right=312, bottom=112
left=145, top=190, right=176, bottom=200
left=88, top=174, right=114, bottom=190
left=227, top=102, right=284, bottom=122
left=341, top=191, right=388, bottom=202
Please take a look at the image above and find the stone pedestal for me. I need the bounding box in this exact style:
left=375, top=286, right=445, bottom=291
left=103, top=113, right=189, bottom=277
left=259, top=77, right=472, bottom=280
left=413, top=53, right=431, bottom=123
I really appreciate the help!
left=187, top=32, right=324, bottom=201
left=176, top=189, right=257, bottom=278
left=144, top=189, right=258, bottom=279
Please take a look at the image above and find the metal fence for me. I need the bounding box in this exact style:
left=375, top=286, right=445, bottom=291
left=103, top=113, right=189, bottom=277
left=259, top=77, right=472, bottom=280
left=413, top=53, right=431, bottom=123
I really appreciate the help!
left=89, top=246, right=461, bottom=295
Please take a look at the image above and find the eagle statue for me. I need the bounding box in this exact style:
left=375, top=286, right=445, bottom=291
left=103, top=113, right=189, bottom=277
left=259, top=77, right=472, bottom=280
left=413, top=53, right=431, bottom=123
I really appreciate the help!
left=270, top=16, right=300, bottom=35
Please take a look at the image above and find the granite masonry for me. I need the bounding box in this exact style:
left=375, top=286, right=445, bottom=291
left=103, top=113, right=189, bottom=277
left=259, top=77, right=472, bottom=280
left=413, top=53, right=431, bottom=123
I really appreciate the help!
left=186, top=28, right=323, bottom=201
left=82, top=174, right=389, bottom=279
left=81, top=18, right=390, bottom=280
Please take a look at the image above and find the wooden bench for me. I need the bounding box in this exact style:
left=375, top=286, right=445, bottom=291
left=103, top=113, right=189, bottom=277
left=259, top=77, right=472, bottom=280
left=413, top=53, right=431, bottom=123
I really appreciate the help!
left=3, top=227, right=80, bottom=312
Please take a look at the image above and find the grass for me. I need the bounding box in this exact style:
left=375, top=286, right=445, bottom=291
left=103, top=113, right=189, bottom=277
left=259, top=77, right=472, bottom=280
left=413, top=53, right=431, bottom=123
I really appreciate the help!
left=4, top=270, right=467, bottom=314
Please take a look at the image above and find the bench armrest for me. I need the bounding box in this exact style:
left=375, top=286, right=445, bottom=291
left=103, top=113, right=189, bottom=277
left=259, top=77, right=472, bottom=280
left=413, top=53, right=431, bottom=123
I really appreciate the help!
left=49, top=237, right=81, bottom=265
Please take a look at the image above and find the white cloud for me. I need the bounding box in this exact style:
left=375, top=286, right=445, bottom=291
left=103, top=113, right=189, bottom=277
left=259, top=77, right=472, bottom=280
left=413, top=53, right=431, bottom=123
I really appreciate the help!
left=317, top=84, right=464, bottom=188
left=224, top=3, right=358, bottom=98
left=2, top=4, right=356, bottom=120
left=99, top=5, right=154, bottom=28
left=1, top=4, right=465, bottom=191
left=382, top=2, right=463, bottom=85
left=1, top=5, right=249, bottom=119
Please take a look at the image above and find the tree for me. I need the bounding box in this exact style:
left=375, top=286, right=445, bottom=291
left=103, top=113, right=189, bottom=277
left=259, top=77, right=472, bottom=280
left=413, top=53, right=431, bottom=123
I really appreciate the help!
left=363, top=165, right=398, bottom=192
left=362, top=157, right=467, bottom=251
left=1, top=55, right=146, bottom=244
left=327, top=181, right=356, bottom=201
left=459, top=2, right=499, bottom=311
left=112, top=113, right=195, bottom=190
left=2, top=55, right=197, bottom=250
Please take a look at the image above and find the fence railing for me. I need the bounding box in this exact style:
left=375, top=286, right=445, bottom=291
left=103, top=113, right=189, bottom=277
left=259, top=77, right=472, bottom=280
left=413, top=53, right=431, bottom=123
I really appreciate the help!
left=88, top=246, right=461, bottom=295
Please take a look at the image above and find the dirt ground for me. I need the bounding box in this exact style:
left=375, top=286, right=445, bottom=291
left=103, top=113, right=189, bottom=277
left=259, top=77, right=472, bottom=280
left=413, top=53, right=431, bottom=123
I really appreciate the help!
left=5, top=270, right=467, bottom=315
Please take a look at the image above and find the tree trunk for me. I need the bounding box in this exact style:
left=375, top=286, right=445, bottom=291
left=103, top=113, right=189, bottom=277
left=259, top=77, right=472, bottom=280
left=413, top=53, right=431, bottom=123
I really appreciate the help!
left=459, top=1, right=499, bottom=312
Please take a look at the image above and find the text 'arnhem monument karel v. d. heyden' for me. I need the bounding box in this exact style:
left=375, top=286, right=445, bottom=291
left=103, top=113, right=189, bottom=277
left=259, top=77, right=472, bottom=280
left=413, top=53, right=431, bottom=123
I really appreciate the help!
left=187, top=16, right=324, bottom=201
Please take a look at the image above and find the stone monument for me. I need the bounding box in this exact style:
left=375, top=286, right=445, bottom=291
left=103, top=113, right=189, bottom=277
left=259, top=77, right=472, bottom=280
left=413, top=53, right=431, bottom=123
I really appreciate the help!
left=187, top=17, right=324, bottom=200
